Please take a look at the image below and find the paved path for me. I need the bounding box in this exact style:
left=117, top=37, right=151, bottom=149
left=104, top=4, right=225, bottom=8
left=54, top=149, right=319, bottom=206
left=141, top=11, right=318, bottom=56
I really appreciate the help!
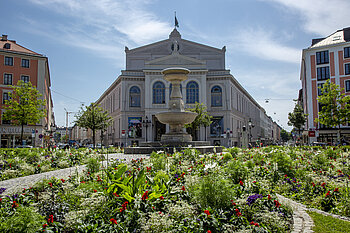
left=277, top=194, right=314, bottom=233
left=0, top=153, right=148, bottom=196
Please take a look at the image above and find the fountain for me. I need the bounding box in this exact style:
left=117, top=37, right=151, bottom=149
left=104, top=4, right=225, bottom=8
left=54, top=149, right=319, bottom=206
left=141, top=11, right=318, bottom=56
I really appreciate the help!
left=155, top=67, right=197, bottom=142
left=124, top=67, right=222, bottom=154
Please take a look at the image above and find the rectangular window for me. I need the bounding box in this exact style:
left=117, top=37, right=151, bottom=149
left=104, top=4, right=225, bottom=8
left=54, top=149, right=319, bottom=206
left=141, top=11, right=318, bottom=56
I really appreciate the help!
left=345, top=47, right=350, bottom=58
left=346, top=80, right=350, bottom=92
left=317, top=66, right=330, bottom=80
left=345, top=63, right=350, bottom=75
left=2, top=92, right=11, bottom=104
left=4, top=56, right=13, bottom=66
left=316, top=51, right=329, bottom=65
left=317, top=83, right=324, bottom=96
left=21, top=59, right=30, bottom=68
left=210, top=116, right=224, bottom=137
left=4, top=74, right=12, bottom=85
left=21, top=75, right=30, bottom=83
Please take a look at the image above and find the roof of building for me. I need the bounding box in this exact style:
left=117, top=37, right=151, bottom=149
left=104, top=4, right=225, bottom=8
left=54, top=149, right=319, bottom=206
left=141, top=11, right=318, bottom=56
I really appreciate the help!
left=310, top=27, right=350, bottom=48
left=0, top=34, right=41, bottom=56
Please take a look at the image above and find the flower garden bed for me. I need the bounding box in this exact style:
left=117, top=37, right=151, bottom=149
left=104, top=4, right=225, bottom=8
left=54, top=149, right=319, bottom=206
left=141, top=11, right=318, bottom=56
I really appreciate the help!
left=0, top=147, right=121, bottom=181
left=0, top=146, right=349, bottom=232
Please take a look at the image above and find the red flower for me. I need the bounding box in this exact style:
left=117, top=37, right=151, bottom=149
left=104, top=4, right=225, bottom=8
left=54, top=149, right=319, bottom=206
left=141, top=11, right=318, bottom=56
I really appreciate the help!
left=239, top=180, right=244, bottom=186
left=159, top=196, right=164, bottom=200
left=110, top=218, right=118, bottom=224
left=334, top=188, right=339, bottom=192
left=274, top=200, right=281, bottom=208
left=268, top=194, right=271, bottom=200
left=181, top=186, right=186, bottom=191
left=113, top=193, right=119, bottom=197
left=235, top=208, right=242, bottom=216
left=120, top=201, right=128, bottom=212
left=204, top=210, right=210, bottom=217
left=12, top=201, right=18, bottom=208
left=48, top=182, right=52, bottom=188
left=43, top=224, right=47, bottom=229
left=93, top=189, right=97, bottom=193
left=37, top=164, right=40, bottom=167
left=0, top=198, right=2, bottom=202
left=231, top=200, right=236, bottom=205
left=141, top=191, right=149, bottom=200
left=321, top=182, right=326, bottom=187
left=207, top=230, right=212, bottom=233
left=61, top=179, right=65, bottom=183
left=48, top=215, right=54, bottom=223
left=326, top=191, right=331, bottom=197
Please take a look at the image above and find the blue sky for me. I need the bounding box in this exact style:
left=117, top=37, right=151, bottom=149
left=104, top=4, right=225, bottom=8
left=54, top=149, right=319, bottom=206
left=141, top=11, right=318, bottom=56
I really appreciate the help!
left=1, top=0, right=349, bottom=131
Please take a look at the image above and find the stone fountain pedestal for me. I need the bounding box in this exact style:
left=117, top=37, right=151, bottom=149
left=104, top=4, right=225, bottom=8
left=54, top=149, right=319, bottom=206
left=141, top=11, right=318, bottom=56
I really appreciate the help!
left=124, top=67, right=221, bottom=154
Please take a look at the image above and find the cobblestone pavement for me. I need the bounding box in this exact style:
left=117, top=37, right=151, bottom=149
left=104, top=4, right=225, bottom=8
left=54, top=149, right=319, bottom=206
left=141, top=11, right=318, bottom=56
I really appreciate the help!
left=0, top=153, right=148, bottom=196
left=277, top=194, right=314, bottom=233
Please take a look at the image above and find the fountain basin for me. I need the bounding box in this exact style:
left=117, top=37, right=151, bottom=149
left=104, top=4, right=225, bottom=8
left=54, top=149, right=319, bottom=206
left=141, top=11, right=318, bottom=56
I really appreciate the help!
left=162, top=67, right=190, bottom=82
left=155, top=111, right=197, bottom=126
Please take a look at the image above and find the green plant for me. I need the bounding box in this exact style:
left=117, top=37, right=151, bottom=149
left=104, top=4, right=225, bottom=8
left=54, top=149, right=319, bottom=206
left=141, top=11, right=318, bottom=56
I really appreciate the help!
left=87, top=158, right=100, bottom=174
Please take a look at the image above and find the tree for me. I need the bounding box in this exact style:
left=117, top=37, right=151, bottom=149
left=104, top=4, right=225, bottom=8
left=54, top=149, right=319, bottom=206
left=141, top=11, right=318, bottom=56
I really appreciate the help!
left=3, top=81, right=45, bottom=145
left=280, top=129, right=291, bottom=143
left=288, top=103, right=307, bottom=143
left=185, top=102, right=212, bottom=141
left=316, top=80, right=350, bottom=143
left=74, top=103, right=113, bottom=148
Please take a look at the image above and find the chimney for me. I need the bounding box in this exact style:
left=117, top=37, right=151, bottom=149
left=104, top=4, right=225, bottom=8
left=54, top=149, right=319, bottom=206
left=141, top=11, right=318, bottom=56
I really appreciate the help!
left=1, top=34, right=8, bottom=41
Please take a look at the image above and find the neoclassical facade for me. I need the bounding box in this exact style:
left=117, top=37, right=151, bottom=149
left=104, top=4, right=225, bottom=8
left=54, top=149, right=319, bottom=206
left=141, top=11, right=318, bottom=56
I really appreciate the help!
left=95, top=29, right=278, bottom=147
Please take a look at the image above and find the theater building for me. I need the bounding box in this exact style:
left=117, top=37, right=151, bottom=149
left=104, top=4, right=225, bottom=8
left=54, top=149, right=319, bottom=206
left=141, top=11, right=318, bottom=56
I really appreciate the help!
left=96, top=29, right=277, bottom=147
left=0, top=34, right=54, bottom=147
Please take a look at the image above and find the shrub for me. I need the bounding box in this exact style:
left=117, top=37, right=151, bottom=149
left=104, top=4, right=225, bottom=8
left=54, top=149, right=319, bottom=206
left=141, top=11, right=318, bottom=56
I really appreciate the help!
left=87, top=158, right=100, bottom=174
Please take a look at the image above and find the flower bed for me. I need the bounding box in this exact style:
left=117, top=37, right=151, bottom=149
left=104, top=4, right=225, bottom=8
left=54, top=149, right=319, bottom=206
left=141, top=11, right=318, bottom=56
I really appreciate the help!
left=0, top=148, right=294, bottom=232
left=0, top=147, right=121, bottom=181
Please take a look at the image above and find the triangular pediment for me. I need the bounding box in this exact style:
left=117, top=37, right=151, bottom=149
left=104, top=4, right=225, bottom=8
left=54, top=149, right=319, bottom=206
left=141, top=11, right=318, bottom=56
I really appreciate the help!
left=145, top=52, right=206, bottom=69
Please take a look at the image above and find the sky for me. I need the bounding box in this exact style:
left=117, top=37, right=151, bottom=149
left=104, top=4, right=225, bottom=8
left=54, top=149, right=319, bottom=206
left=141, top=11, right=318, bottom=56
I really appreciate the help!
left=1, top=0, right=349, bottom=131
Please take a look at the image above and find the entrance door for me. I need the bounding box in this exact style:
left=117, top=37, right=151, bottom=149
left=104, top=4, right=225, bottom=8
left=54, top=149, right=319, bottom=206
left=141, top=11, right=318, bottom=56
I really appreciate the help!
left=153, top=116, right=166, bottom=141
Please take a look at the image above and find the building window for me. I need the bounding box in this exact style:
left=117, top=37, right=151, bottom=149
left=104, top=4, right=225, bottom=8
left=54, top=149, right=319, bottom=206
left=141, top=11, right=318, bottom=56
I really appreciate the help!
left=3, top=43, right=10, bottom=49
left=316, top=50, right=329, bottom=65
left=186, top=81, right=199, bottom=104
left=346, top=80, right=350, bottom=92
left=21, top=75, right=30, bottom=83
left=4, top=56, right=13, bottom=66
left=210, top=116, right=224, bottom=137
left=153, top=81, right=165, bottom=104
left=2, top=92, right=11, bottom=104
left=345, top=63, right=350, bottom=75
left=317, top=83, right=324, bottom=96
left=21, top=59, right=30, bottom=68
left=129, top=86, right=141, bottom=107
left=211, top=85, right=222, bottom=107
left=345, top=47, right=350, bottom=58
left=4, top=74, right=12, bottom=85
left=317, top=66, right=330, bottom=80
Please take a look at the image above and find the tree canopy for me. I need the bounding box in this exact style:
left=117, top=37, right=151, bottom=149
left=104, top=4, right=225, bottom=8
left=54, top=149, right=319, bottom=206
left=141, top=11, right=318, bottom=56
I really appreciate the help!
left=74, top=103, right=113, bottom=148
left=3, top=80, right=45, bottom=144
left=185, top=102, right=212, bottom=140
left=288, top=103, right=307, bottom=143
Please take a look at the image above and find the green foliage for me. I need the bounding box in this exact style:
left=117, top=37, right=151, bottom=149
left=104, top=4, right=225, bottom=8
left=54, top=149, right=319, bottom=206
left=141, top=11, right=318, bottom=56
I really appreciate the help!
left=185, top=102, right=212, bottom=140
left=74, top=102, right=113, bottom=148
left=316, top=80, right=350, bottom=129
left=288, top=103, right=307, bottom=137
left=280, top=129, right=291, bottom=142
left=228, top=147, right=240, bottom=157
left=86, top=158, right=100, bottom=174
left=190, top=174, right=233, bottom=209
left=150, top=152, right=167, bottom=171
left=2, top=81, right=45, bottom=143
left=0, top=206, right=45, bottom=233
left=222, top=152, right=233, bottom=162
left=225, top=160, right=248, bottom=183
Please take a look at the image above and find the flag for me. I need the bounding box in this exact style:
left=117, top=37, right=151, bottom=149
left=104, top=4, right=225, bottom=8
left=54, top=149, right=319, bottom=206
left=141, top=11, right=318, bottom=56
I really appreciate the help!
left=175, top=16, right=179, bottom=28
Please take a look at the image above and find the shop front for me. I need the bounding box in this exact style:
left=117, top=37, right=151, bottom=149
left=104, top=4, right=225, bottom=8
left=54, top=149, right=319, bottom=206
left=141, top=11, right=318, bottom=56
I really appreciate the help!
left=0, top=126, right=42, bottom=148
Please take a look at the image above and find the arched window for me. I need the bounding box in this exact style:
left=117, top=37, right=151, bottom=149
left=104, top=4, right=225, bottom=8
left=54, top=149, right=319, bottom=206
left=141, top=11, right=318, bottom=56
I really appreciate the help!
left=186, top=81, right=199, bottom=104
left=153, top=81, right=165, bottom=104
left=129, top=86, right=141, bottom=107
left=211, top=85, right=222, bottom=107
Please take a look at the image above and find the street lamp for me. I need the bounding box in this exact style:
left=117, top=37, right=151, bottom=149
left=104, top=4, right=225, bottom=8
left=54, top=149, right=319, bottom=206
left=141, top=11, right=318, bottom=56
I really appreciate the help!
left=142, top=116, right=152, bottom=142
left=248, top=118, right=255, bottom=146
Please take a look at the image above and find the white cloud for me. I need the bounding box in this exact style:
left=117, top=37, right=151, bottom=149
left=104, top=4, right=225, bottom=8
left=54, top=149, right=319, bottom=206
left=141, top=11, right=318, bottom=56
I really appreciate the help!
left=265, top=0, right=350, bottom=36
left=231, top=27, right=301, bottom=64
left=28, top=0, right=172, bottom=54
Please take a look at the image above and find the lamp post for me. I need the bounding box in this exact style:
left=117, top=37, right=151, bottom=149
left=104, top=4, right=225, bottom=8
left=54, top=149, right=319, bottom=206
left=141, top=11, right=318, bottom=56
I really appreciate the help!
left=248, top=118, right=255, bottom=147
left=142, top=116, right=152, bottom=142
